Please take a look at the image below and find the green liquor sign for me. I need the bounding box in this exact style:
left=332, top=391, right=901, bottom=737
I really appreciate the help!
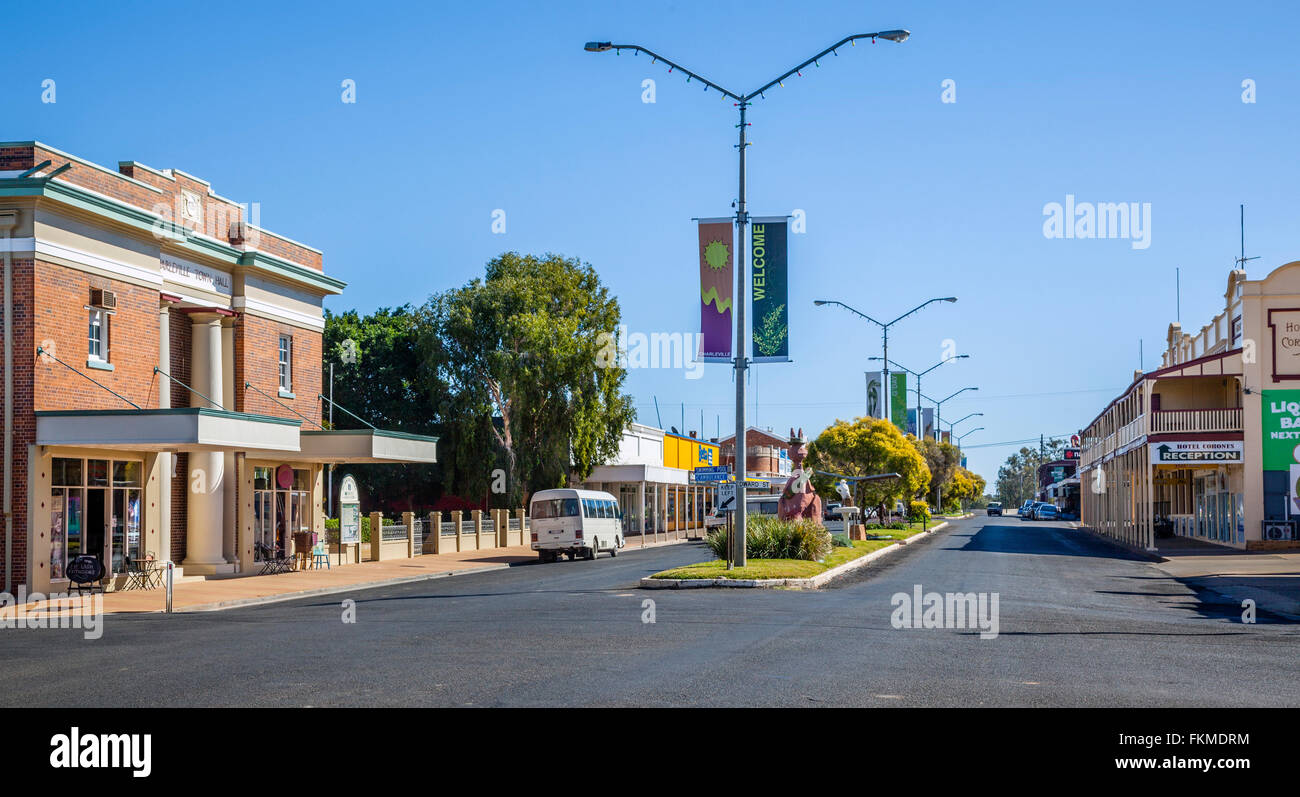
left=1261, top=390, right=1300, bottom=469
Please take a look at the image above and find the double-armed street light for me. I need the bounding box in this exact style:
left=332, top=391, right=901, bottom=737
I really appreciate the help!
left=815, top=297, right=956, bottom=422
left=868, top=355, right=969, bottom=440
left=930, top=386, right=978, bottom=442
left=586, top=30, right=910, bottom=568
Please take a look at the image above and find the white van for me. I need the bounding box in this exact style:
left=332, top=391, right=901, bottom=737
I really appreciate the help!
left=530, top=488, right=626, bottom=562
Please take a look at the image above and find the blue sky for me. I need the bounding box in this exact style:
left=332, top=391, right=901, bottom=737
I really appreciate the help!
left=5, top=0, right=1298, bottom=484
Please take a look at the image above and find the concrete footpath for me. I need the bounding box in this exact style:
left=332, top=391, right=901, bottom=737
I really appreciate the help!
left=1076, top=524, right=1300, bottom=619
left=5, top=534, right=699, bottom=617
left=1151, top=539, right=1300, bottom=619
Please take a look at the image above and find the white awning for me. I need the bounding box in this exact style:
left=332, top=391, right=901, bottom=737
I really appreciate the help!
left=35, top=408, right=301, bottom=454
left=297, top=429, right=439, bottom=464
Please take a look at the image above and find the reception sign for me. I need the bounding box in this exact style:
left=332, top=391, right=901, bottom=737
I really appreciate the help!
left=698, top=219, right=734, bottom=363
left=1149, top=440, right=1244, bottom=465
left=751, top=218, right=789, bottom=363
left=1261, top=390, right=1300, bottom=469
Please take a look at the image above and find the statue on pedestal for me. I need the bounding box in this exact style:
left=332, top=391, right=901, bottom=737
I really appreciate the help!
left=778, top=428, right=823, bottom=524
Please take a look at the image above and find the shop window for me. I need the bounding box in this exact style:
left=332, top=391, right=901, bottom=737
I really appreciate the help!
left=48, top=457, right=139, bottom=578
left=88, top=308, right=109, bottom=363
left=278, top=334, right=293, bottom=392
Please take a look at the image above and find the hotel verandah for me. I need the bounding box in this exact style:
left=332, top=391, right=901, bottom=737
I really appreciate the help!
left=1079, top=263, right=1300, bottom=551
left=0, top=142, right=438, bottom=595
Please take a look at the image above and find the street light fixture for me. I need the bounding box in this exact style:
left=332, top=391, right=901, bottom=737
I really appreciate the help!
left=931, top=386, right=978, bottom=442
left=816, top=297, right=956, bottom=422
left=957, top=427, right=984, bottom=446
left=868, top=355, right=968, bottom=439
left=587, top=30, right=909, bottom=569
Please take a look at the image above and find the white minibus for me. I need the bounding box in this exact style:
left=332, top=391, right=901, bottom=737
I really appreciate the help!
left=529, top=488, right=626, bottom=562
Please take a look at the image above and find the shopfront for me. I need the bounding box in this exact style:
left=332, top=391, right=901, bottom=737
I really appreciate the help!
left=252, top=464, right=313, bottom=560
left=48, top=456, right=144, bottom=579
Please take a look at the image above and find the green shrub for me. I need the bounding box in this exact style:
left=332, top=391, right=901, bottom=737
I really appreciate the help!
left=704, top=516, right=832, bottom=561
left=323, top=515, right=371, bottom=544
left=908, top=501, right=931, bottom=523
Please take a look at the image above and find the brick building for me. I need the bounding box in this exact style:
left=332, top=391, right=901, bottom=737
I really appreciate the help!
left=0, top=142, right=438, bottom=594
left=717, top=426, right=794, bottom=493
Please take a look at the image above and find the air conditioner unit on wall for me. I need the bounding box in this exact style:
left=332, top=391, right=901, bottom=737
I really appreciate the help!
left=90, top=288, right=117, bottom=309
left=1262, top=520, right=1296, bottom=541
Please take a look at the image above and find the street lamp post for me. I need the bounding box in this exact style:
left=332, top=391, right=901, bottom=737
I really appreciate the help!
left=815, top=297, right=956, bottom=424
left=588, top=30, right=910, bottom=568
left=952, top=427, right=983, bottom=513
left=930, top=386, right=978, bottom=443
left=868, top=355, right=969, bottom=440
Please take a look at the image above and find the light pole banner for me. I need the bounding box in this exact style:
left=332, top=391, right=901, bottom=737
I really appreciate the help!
left=751, top=217, right=789, bottom=363
left=698, top=218, right=734, bottom=363
left=866, top=371, right=884, bottom=418
left=890, top=372, right=908, bottom=434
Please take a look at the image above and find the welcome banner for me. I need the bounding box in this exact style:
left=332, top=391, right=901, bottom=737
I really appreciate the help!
left=751, top=218, right=789, bottom=363
left=698, top=218, right=734, bottom=362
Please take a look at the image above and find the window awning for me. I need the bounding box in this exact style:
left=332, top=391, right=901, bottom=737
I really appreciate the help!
left=35, top=408, right=301, bottom=454
left=297, top=429, right=439, bottom=464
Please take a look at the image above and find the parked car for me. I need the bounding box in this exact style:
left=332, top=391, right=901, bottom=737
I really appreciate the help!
left=823, top=502, right=843, bottom=521
left=705, top=507, right=727, bottom=530
left=530, top=488, right=625, bottom=562
left=986, top=502, right=1002, bottom=517
left=1036, top=504, right=1059, bottom=521
left=1019, top=501, right=1036, bottom=519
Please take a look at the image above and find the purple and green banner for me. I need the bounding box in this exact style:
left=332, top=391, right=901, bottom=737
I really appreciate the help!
left=698, top=218, right=733, bottom=363
left=751, top=218, right=789, bottom=363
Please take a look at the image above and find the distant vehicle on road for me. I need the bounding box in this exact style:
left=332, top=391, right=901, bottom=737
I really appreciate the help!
left=1036, top=504, right=1059, bottom=521
left=530, top=488, right=625, bottom=562
left=823, top=502, right=842, bottom=520
left=986, top=502, right=1002, bottom=517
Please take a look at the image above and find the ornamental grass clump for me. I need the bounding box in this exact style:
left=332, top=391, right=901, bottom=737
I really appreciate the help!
left=705, top=515, right=832, bottom=562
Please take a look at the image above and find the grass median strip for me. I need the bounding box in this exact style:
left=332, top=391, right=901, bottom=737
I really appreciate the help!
left=651, top=526, right=925, bottom=581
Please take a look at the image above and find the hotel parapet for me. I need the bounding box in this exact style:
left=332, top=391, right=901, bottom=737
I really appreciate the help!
left=1079, top=263, right=1300, bottom=551
left=0, top=142, right=438, bottom=595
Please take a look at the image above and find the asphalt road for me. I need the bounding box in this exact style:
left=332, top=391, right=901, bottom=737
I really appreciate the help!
left=4, top=515, right=1297, bottom=707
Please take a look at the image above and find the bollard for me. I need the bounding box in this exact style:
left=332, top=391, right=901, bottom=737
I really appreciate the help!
left=165, top=560, right=174, bottom=613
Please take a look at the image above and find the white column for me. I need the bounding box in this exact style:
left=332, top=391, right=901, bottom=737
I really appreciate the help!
left=183, top=312, right=229, bottom=573
left=637, top=481, right=646, bottom=547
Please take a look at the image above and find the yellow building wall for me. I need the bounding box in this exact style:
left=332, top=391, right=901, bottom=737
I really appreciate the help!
left=663, top=435, right=721, bottom=470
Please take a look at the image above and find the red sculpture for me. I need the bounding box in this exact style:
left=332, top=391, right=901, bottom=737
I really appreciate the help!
left=778, top=428, right=823, bottom=524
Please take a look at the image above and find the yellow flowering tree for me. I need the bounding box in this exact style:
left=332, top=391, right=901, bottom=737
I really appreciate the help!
left=806, top=417, right=930, bottom=522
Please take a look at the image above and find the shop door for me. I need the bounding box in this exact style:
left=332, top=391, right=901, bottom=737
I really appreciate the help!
left=85, top=489, right=107, bottom=569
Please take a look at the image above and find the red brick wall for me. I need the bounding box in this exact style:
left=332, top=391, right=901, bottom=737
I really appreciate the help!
left=2, top=144, right=322, bottom=271
left=168, top=308, right=191, bottom=408
left=31, top=260, right=159, bottom=412
left=170, top=453, right=187, bottom=562
left=1, top=258, right=35, bottom=588
left=235, top=314, right=322, bottom=426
